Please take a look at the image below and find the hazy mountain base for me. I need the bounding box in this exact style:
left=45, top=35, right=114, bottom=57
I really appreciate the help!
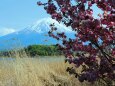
left=0, top=57, right=106, bottom=86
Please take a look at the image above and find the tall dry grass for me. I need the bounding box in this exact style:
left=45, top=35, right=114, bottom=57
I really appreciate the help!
left=0, top=50, right=106, bottom=86
left=0, top=57, right=105, bottom=86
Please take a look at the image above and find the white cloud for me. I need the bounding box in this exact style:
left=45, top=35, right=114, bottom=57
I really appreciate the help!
left=0, top=28, right=16, bottom=36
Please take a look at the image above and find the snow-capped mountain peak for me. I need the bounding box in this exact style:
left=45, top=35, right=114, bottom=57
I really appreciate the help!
left=21, top=18, right=73, bottom=33
left=0, top=18, right=75, bottom=50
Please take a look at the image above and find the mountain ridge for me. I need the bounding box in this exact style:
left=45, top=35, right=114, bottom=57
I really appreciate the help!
left=0, top=18, right=75, bottom=50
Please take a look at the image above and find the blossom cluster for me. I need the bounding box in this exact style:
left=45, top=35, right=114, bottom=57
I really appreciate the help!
left=38, top=0, right=115, bottom=84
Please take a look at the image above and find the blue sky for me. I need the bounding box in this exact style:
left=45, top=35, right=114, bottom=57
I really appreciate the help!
left=0, top=0, right=102, bottom=36
left=0, top=0, right=50, bottom=36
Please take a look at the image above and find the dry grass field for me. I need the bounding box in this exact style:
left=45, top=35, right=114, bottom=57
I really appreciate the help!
left=0, top=56, right=105, bottom=86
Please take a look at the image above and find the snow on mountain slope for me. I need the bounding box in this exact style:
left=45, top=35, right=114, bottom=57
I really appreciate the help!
left=24, top=18, right=73, bottom=33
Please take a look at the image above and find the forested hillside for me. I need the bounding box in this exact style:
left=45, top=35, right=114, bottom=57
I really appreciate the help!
left=25, top=45, right=62, bottom=56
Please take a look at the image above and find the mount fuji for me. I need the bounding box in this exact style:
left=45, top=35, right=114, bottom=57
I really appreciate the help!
left=0, top=18, right=75, bottom=50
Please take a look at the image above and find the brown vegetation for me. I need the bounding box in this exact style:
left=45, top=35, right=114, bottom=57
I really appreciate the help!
left=0, top=57, right=105, bottom=86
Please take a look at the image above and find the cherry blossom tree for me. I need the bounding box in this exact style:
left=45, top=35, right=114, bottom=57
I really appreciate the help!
left=37, top=0, right=115, bottom=85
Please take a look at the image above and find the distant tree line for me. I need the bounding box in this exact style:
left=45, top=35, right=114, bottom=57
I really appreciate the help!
left=25, top=45, right=63, bottom=56
left=0, top=45, right=63, bottom=57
